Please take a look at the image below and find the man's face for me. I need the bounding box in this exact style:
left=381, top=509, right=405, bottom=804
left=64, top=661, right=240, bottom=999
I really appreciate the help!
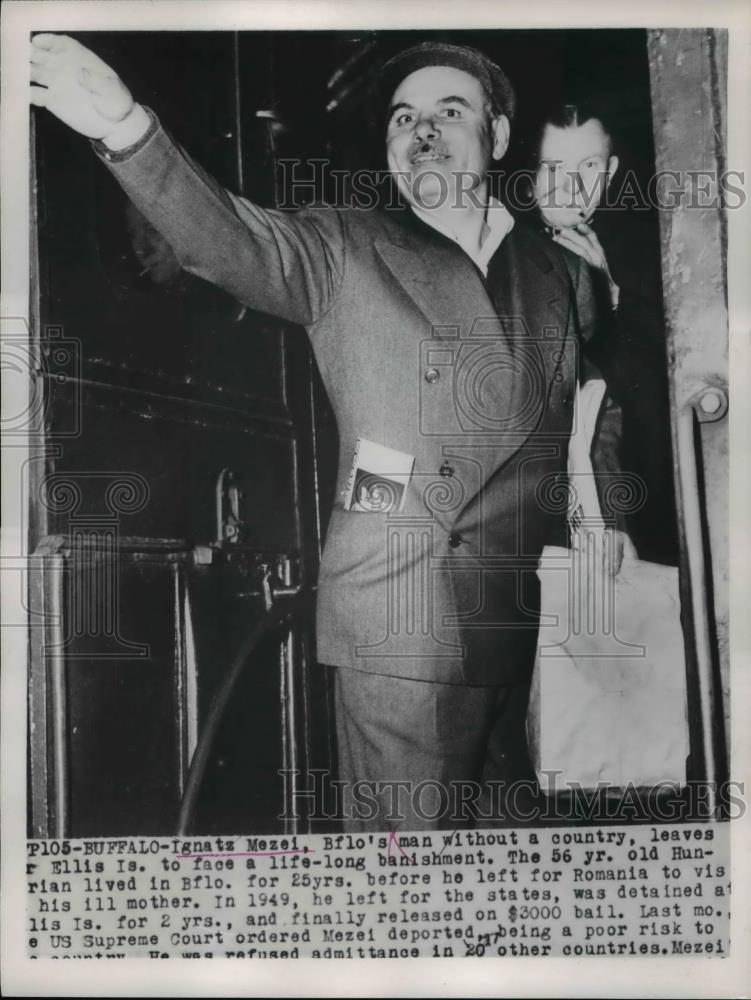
left=534, top=118, right=618, bottom=227
left=386, top=65, right=509, bottom=210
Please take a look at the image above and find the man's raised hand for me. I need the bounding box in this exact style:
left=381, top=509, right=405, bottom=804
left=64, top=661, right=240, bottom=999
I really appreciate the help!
left=30, top=34, right=146, bottom=146
left=552, top=221, right=620, bottom=310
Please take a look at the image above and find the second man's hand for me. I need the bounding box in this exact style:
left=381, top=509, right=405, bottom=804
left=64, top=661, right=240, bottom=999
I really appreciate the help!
left=30, top=33, right=150, bottom=150
left=552, top=221, right=620, bottom=310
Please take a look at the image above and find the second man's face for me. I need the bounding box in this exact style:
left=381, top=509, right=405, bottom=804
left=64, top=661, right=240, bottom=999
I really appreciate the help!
left=386, top=65, right=509, bottom=211
left=535, top=118, right=618, bottom=228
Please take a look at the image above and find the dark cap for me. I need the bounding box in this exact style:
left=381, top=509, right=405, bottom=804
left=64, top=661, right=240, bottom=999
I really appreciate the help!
left=377, top=41, right=516, bottom=124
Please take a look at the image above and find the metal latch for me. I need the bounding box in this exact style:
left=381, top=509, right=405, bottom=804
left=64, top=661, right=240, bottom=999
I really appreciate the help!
left=215, top=467, right=245, bottom=545
left=255, top=562, right=302, bottom=612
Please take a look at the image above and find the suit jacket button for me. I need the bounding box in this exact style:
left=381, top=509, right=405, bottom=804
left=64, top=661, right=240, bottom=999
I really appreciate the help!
left=424, top=368, right=440, bottom=384
left=448, top=532, right=462, bottom=548
left=563, top=392, right=573, bottom=408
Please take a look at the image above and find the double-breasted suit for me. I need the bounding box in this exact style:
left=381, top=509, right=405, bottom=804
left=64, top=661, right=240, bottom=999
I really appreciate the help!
left=97, top=112, right=609, bottom=694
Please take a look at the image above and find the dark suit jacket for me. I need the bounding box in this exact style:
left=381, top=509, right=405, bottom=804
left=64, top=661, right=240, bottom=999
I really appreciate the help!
left=584, top=211, right=679, bottom=565
left=97, top=115, right=617, bottom=685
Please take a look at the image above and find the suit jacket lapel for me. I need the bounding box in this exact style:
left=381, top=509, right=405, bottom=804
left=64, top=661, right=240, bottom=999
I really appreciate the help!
left=489, top=226, right=572, bottom=417
left=374, top=213, right=529, bottom=438
left=374, top=214, right=574, bottom=519
left=374, top=228, right=488, bottom=337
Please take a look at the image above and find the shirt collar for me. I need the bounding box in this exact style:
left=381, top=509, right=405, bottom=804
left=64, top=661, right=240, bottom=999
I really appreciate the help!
left=410, top=197, right=515, bottom=276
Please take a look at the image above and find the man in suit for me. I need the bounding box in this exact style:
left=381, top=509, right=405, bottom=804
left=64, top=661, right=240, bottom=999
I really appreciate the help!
left=533, top=102, right=678, bottom=565
left=31, top=35, right=625, bottom=831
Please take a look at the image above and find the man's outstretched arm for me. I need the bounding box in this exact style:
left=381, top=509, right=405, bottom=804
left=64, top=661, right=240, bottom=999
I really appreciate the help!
left=30, top=33, right=345, bottom=326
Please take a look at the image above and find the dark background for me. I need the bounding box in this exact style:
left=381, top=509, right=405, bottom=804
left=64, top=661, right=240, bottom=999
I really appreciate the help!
left=75, top=29, right=658, bottom=204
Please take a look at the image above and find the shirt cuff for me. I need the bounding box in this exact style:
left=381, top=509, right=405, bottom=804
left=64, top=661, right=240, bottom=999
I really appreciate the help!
left=91, top=105, right=160, bottom=164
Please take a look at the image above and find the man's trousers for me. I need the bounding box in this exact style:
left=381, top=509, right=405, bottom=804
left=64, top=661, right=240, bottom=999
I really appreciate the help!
left=333, top=666, right=542, bottom=831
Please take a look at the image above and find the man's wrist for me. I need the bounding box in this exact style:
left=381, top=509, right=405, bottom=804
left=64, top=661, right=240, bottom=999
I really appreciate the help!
left=102, top=103, right=151, bottom=151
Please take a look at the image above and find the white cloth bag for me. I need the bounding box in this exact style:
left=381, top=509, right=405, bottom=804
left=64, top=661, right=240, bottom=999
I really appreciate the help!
left=527, top=380, right=689, bottom=792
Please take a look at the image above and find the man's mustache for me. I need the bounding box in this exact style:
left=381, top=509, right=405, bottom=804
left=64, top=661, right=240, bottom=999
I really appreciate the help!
left=410, top=141, right=450, bottom=163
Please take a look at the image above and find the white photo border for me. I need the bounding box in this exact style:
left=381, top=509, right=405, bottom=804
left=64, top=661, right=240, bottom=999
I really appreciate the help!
left=2, top=1, right=750, bottom=996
